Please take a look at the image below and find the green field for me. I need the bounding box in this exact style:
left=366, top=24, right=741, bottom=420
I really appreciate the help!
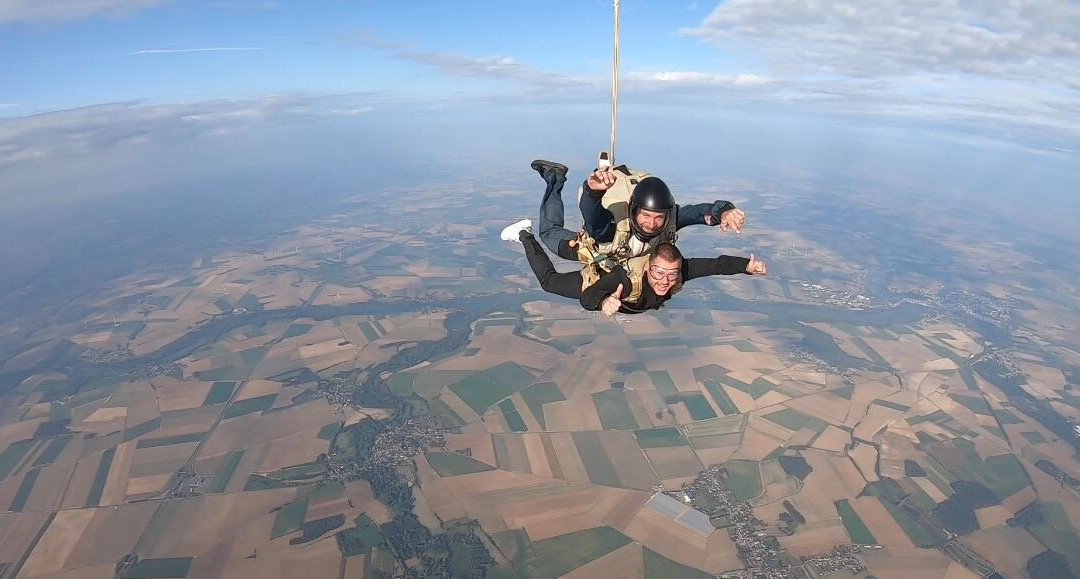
left=931, top=440, right=1030, bottom=500
left=359, top=322, right=380, bottom=341
left=123, top=418, right=162, bottom=441
left=498, top=399, right=528, bottom=432
left=761, top=408, right=828, bottom=433
left=702, top=380, right=739, bottom=415
left=517, top=526, right=632, bottom=579
left=850, top=336, right=890, bottom=366
left=136, top=432, right=206, bottom=449
left=983, top=454, right=1031, bottom=499
left=958, top=366, right=979, bottom=391
left=905, top=479, right=938, bottom=512
left=9, top=467, right=41, bottom=512
left=832, top=384, right=854, bottom=400
left=683, top=416, right=744, bottom=437
left=243, top=474, right=289, bottom=491
left=1021, top=431, right=1047, bottom=443
left=317, top=422, right=342, bottom=440
left=202, top=381, right=236, bottom=406
left=120, top=557, right=194, bottom=578
left=716, top=375, right=776, bottom=399
left=271, top=497, right=310, bottom=538
left=269, top=462, right=326, bottom=482
left=648, top=370, right=678, bottom=398
left=336, top=514, right=385, bottom=557
left=683, top=394, right=717, bottom=420
left=572, top=432, right=621, bottom=487
left=429, top=397, right=466, bottom=429
left=520, top=382, right=564, bottom=429
left=994, top=409, right=1024, bottom=424
left=85, top=447, right=117, bottom=506
left=222, top=393, right=277, bottom=419
left=448, top=362, right=535, bottom=413
left=0, top=440, right=37, bottom=480
left=634, top=427, right=688, bottom=448
left=208, top=450, right=244, bottom=493
left=593, top=390, right=639, bottom=430
left=632, top=337, right=683, bottom=348
left=872, top=399, right=912, bottom=412
left=949, top=393, right=992, bottom=415
left=281, top=323, right=313, bottom=339
left=425, top=451, right=496, bottom=476
left=865, top=488, right=940, bottom=548
left=836, top=500, right=877, bottom=544
left=730, top=339, right=761, bottom=352
left=726, top=460, right=763, bottom=501
left=389, top=372, right=416, bottom=396
left=32, top=435, right=72, bottom=467
left=644, top=547, right=712, bottom=578
left=302, top=480, right=345, bottom=504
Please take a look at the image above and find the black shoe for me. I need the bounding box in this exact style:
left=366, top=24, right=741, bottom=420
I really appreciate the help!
left=530, top=159, right=568, bottom=180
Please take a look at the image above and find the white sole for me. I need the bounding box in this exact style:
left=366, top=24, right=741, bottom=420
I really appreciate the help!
left=500, top=219, right=532, bottom=242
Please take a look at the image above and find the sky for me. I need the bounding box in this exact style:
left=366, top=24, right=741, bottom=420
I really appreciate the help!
left=1, top=0, right=1079, bottom=221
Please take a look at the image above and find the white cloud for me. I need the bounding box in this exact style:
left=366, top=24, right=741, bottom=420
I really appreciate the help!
left=674, top=0, right=1080, bottom=145
left=0, top=0, right=170, bottom=24
left=351, top=34, right=600, bottom=90
left=684, top=0, right=1080, bottom=88
left=125, top=47, right=262, bottom=55
left=627, top=71, right=773, bottom=86
left=0, top=93, right=375, bottom=166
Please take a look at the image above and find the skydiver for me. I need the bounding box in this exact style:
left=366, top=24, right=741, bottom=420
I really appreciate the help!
left=579, top=165, right=746, bottom=262
left=499, top=160, right=765, bottom=314
left=499, top=220, right=765, bottom=315
left=514, top=160, right=745, bottom=260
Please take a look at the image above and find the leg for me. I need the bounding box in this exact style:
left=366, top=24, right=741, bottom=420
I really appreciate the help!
left=521, top=232, right=583, bottom=300
left=578, top=184, right=616, bottom=242
left=533, top=160, right=578, bottom=255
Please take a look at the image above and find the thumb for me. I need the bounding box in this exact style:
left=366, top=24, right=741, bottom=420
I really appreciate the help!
left=614, top=284, right=624, bottom=297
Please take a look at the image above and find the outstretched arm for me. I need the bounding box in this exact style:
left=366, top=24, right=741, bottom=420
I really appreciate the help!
left=682, top=253, right=766, bottom=281
left=579, top=171, right=619, bottom=241
left=675, top=201, right=744, bottom=232
left=580, top=267, right=631, bottom=311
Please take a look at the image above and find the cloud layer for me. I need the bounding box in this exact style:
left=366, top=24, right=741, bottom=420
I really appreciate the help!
left=685, top=0, right=1080, bottom=89
left=0, top=93, right=374, bottom=166
left=0, top=0, right=169, bottom=24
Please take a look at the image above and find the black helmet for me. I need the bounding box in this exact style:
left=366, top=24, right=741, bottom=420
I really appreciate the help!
left=628, top=176, right=674, bottom=241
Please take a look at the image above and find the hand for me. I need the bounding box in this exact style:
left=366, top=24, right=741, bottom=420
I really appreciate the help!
left=601, top=283, right=623, bottom=316
left=718, top=207, right=746, bottom=233
left=746, top=254, right=767, bottom=276
left=587, top=169, right=617, bottom=193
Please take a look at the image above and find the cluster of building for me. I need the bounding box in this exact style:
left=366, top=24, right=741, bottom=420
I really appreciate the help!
left=324, top=452, right=360, bottom=481
left=320, top=374, right=355, bottom=407
left=368, top=416, right=446, bottom=468
left=131, top=361, right=185, bottom=381
left=682, top=465, right=794, bottom=579
left=793, top=280, right=874, bottom=310
left=800, top=545, right=866, bottom=576
left=82, top=347, right=134, bottom=363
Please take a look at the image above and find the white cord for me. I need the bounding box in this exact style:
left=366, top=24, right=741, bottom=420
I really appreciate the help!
left=611, top=0, right=620, bottom=166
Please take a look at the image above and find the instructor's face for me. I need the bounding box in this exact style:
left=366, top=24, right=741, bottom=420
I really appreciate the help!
left=635, top=208, right=666, bottom=234
left=646, top=257, right=680, bottom=296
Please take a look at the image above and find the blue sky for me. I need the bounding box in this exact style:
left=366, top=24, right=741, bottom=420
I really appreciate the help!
left=1, top=0, right=1079, bottom=224
left=1, top=1, right=730, bottom=111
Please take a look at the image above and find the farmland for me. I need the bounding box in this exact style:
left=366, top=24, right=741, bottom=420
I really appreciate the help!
left=0, top=175, right=1074, bottom=579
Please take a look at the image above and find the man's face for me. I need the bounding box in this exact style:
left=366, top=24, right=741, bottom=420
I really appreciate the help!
left=646, top=256, right=680, bottom=296
left=635, top=208, right=666, bottom=235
